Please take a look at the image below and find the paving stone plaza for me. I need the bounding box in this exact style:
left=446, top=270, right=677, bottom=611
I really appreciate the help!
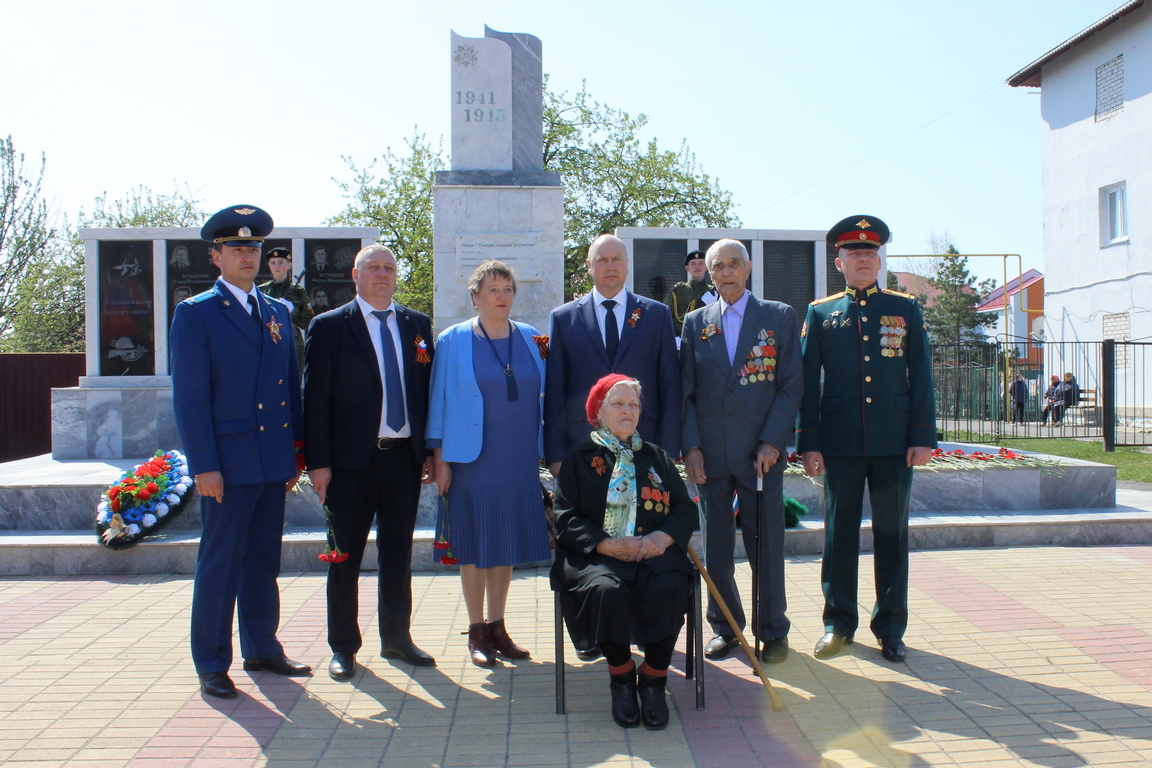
left=2, top=543, right=1152, bottom=767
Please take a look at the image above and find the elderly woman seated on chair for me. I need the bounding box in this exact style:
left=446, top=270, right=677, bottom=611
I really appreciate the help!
left=550, top=374, right=698, bottom=730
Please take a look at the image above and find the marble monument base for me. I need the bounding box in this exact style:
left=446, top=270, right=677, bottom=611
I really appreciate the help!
left=51, top=376, right=181, bottom=461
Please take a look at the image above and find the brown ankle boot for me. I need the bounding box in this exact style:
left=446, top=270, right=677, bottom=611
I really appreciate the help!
left=488, top=619, right=530, bottom=659
left=467, top=622, right=496, bottom=668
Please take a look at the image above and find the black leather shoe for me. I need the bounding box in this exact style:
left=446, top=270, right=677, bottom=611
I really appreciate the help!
left=329, top=652, right=356, bottom=681
left=199, top=671, right=238, bottom=699
left=879, top=636, right=907, bottom=663
left=575, top=647, right=602, bottom=662
left=758, top=638, right=789, bottom=664
left=609, top=669, right=640, bottom=728
left=813, top=632, right=853, bottom=660
left=242, top=654, right=313, bottom=676
left=704, top=635, right=738, bottom=660
left=637, top=673, right=669, bottom=730
left=381, top=642, right=436, bottom=667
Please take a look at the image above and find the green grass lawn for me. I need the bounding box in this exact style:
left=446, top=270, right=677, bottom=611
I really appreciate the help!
left=997, top=438, right=1152, bottom=483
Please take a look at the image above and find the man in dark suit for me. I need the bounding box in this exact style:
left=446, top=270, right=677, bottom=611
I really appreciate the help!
left=797, top=215, right=937, bottom=663
left=171, top=205, right=310, bottom=699
left=304, top=244, right=436, bottom=681
left=681, top=239, right=803, bottom=664
left=545, top=234, right=681, bottom=472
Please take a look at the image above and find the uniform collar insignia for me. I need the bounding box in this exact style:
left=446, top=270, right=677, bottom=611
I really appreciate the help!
left=844, top=286, right=857, bottom=298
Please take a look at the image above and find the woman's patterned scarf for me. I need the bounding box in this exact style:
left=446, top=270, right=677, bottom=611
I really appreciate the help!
left=590, top=426, right=643, bottom=537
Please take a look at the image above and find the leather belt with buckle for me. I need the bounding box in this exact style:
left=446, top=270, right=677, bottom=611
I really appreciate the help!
left=376, top=437, right=410, bottom=450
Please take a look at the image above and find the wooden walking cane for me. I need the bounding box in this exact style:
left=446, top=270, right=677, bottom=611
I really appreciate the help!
left=686, top=543, right=785, bottom=711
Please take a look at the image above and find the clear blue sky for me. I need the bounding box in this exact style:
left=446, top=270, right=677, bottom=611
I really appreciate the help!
left=0, top=0, right=1123, bottom=284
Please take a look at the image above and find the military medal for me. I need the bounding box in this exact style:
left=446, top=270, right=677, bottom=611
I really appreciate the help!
left=266, top=315, right=282, bottom=344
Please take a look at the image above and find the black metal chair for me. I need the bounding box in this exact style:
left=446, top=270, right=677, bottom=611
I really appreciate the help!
left=553, top=566, right=705, bottom=714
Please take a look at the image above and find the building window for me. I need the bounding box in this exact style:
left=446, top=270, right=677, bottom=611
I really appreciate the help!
left=1100, top=183, right=1127, bottom=245
left=1095, top=54, right=1123, bottom=122
left=1102, top=312, right=1130, bottom=369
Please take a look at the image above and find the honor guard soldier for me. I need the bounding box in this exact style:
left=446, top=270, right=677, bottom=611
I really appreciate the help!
left=796, top=215, right=937, bottom=664
left=171, top=205, right=310, bottom=698
left=663, top=250, right=717, bottom=338
left=260, top=247, right=314, bottom=373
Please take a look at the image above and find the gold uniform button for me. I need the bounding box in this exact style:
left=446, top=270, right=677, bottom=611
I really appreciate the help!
left=860, top=300, right=867, bottom=306
left=866, top=376, right=872, bottom=382
left=861, top=316, right=868, bottom=322
left=863, top=335, right=870, bottom=341
left=283, top=423, right=289, bottom=428
left=281, top=401, right=286, bottom=406
left=259, top=426, right=265, bottom=431
left=258, top=403, right=264, bottom=409
left=866, top=397, right=873, bottom=403
left=278, top=379, right=284, bottom=385
left=864, top=356, right=871, bottom=362
left=636, top=527, right=644, bottom=533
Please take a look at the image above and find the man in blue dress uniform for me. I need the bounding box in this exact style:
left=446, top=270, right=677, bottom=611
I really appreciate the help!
left=797, top=216, right=937, bottom=663
left=171, top=205, right=309, bottom=698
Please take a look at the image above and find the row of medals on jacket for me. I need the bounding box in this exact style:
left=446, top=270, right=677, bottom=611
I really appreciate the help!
left=740, top=329, right=776, bottom=386
left=825, top=311, right=907, bottom=357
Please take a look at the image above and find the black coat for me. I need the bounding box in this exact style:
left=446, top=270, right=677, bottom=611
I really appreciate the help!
left=304, top=299, right=433, bottom=469
left=549, top=437, right=697, bottom=592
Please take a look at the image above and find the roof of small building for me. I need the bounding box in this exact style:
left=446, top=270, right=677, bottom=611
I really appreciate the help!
left=976, top=269, right=1044, bottom=312
left=1007, top=0, right=1145, bottom=87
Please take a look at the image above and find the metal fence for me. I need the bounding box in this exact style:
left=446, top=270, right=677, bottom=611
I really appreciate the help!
left=933, top=341, right=1152, bottom=449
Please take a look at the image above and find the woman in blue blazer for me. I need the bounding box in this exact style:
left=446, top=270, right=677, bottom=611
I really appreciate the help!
left=427, top=260, right=550, bottom=668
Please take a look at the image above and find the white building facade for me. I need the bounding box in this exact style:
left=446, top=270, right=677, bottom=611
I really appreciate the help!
left=1010, top=1, right=1152, bottom=418
left=1010, top=1, right=1151, bottom=348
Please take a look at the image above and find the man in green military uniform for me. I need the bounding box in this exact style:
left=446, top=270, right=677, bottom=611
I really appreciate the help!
left=663, top=250, right=716, bottom=337
left=259, top=248, right=314, bottom=372
left=797, top=215, right=936, bottom=663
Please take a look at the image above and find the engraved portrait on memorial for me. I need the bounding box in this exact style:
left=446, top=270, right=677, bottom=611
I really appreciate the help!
left=169, top=244, right=191, bottom=271
left=99, top=240, right=155, bottom=376
left=313, top=247, right=328, bottom=271
left=310, top=287, right=329, bottom=310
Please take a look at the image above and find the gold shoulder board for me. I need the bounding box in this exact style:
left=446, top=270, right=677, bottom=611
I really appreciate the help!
left=811, top=292, right=845, bottom=306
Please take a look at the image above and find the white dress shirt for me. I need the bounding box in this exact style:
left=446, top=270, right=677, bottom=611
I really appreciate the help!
left=356, top=295, right=411, bottom=438
left=718, top=290, right=750, bottom=365
left=220, top=280, right=263, bottom=317
left=589, top=286, right=629, bottom=348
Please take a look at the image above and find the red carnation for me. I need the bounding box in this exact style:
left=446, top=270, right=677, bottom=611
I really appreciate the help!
left=146, top=482, right=159, bottom=493
left=441, top=556, right=459, bottom=565
left=137, top=490, right=150, bottom=500
left=109, top=486, right=121, bottom=498
left=110, top=497, right=120, bottom=513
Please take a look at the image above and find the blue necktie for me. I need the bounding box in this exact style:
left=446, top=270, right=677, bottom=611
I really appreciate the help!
left=372, top=310, right=406, bottom=432
left=247, top=295, right=263, bottom=330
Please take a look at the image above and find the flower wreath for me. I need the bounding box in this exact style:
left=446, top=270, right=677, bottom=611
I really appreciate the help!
left=95, top=450, right=195, bottom=550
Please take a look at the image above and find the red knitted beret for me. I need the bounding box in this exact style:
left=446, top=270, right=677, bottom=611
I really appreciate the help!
left=585, top=373, right=637, bottom=425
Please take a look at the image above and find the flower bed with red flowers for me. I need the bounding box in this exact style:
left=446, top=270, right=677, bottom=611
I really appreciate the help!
left=95, top=450, right=194, bottom=549
left=781, top=446, right=1061, bottom=474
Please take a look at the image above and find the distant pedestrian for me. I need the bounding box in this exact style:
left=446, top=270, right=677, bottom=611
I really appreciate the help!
left=1008, top=374, right=1028, bottom=424
left=1052, top=372, right=1080, bottom=425
left=1040, top=375, right=1060, bottom=424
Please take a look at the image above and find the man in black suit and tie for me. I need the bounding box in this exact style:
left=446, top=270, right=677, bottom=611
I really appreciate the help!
left=680, top=239, right=803, bottom=665
left=545, top=234, right=681, bottom=473
left=304, top=245, right=436, bottom=681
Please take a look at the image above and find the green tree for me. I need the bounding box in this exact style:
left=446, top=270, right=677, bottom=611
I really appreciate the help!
left=0, top=136, right=55, bottom=342
left=923, top=246, right=996, bottom=345
left=543, top=82, right=738, bottom=298
left=328, top=132, right=444, bottom=315
left=3, top=185, right=205, bottom=352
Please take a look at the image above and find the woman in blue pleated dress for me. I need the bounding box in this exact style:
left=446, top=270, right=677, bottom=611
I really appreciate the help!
left=426, top=260, right=551, bottom=667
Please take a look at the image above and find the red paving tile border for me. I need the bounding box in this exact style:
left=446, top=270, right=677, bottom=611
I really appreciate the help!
left=0, top=575, right=130, bottom=642
left=910, top=552, right=1062, bottom=633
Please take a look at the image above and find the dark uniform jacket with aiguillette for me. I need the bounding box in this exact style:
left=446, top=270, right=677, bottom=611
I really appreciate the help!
left=796, top=283, right=937, bottom=457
